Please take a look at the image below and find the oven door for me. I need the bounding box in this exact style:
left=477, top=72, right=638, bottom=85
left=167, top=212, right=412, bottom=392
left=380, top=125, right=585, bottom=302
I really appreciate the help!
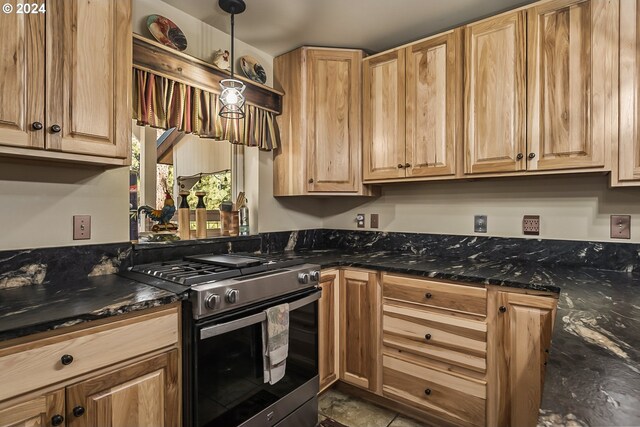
left=193, top=289, right=320, bottom=427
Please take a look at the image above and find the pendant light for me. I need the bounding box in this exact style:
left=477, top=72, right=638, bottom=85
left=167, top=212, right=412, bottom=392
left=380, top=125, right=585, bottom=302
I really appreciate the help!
left=219, top=0, right=246, bottom=119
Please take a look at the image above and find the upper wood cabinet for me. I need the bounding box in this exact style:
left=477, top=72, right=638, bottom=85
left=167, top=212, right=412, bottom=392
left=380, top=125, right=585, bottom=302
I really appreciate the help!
left=0, top=3, right=44, bottom=151
left=406, top=31, right=462, bottom=178
left=363, top=49, right=406, bottom=180
left=0, top=0, right=131, bottom=166
left=340, top=269, right=381, bottom=393
left=364, top=31, right=462, bottom=182
left=464, top=11, right=527, bottom=174
left=614, top=0, right=640, bottom=186
left=274, top=47, right=375, bottom=196
left=527, top=0, right=614, bottom=172
left=487, top=289, right=557, bottom=427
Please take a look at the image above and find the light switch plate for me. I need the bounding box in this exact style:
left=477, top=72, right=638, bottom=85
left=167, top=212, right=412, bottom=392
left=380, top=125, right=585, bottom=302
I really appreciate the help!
left=370, top=214, right=379, bottom=229
left=474, top=215, right=487, bottom=233
left=73, top=215, right=91, bottom=240
left=610, top=215, right=631, bottom=239
left=523, top=215, right=540, bottom=236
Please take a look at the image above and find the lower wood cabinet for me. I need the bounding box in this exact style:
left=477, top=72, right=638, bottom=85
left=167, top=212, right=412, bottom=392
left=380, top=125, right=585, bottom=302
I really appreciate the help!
left=487, top=288, right=557, bottom=427
left=0, top=305, right=181, bottom=427
left=339, top=269, right=381, bottom=393
left=321, top=269, right=558, bottom=427
left=0, top=389, right=65, bottom=427
left=319, top=269, right=340, bottom=391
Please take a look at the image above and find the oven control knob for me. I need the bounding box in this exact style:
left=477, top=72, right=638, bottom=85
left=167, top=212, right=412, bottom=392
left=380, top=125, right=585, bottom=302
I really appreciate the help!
left=205, top=294, right=220, bottom=309
left=226, top=289, right=239, bottom=304
left=297, top=273, right=310, bottom=284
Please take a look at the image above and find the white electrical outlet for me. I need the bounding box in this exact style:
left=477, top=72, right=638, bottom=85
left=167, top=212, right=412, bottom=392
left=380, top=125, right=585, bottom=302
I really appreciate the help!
left=523, top=215, right=540, bottom=235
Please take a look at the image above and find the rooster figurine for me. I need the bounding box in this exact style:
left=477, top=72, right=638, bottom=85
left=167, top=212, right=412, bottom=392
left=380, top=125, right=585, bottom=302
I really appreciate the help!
left=138, top=192, right=177, bottom=232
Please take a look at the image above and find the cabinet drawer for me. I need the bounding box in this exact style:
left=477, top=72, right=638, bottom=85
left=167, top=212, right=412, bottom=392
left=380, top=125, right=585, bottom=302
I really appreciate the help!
left=383, top=355, right=486, bottom=427
left=0, top=308, right=178, bottom=401
left=383, top=273, right=487, bottom=316
left=383, top=303, right=487, bottom=373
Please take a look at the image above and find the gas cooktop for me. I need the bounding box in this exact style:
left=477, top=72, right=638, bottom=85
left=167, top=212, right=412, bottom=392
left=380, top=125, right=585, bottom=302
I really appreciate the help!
left=130, top=254, right=304, bottom=287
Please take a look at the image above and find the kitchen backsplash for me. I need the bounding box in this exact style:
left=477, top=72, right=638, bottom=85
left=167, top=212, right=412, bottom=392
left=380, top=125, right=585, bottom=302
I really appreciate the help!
left=0, top=242, right=132, bottom=289
left=262, top=229, right=640, bottom=272
left=3, top=230, right=640, bottom=289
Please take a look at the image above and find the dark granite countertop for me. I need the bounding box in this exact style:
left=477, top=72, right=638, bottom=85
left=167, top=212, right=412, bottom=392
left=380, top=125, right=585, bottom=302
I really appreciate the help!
left=0, top=273, right=183, bottom=343
left=265, top=249, right=639, bottom=427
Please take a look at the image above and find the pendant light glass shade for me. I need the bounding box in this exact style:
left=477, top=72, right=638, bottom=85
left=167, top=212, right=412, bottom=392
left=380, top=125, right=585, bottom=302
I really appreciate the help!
left=218, top=0, right=246, bottom=119
left=219, top=78, right=246, bottom=119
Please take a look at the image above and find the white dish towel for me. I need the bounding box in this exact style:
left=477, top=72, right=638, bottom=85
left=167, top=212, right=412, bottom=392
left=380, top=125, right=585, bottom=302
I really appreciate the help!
left=262, top=303, right=289, bottom=385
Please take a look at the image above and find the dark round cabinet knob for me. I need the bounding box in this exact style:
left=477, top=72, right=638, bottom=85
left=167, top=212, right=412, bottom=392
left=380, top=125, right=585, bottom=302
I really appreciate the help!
left=424, top=333, right=432, bottom=341
left=308, top=178, right=314, bottom=183
left=51, top=415, right=64, bottom=426
left=73, top=406, right=85, bottom=417
left=32, top=122, right=43, bottom=131
left=405, top=163, right=411, bottom=168
left=60, top=354, right=74, bottom=365
left=516, top=153, right=523, bottom=160
left=51, top=124, right=61, bottom=133
left=499, top=306, right=507, bottom=313
left=528, top=152, right=536, bottom=159
left=397, top=164, right=404, bottom=169
left=424, top=388, right=432, bottom=396
left=425, top=292, right=432, bottom=299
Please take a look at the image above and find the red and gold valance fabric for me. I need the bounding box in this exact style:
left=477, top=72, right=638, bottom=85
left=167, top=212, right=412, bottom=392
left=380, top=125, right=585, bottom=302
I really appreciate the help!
left=132, top=69, right=280, bottom=151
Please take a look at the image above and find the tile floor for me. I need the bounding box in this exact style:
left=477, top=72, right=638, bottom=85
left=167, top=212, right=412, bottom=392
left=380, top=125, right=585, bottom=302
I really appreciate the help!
left=318, top=388, right=428, bottom=427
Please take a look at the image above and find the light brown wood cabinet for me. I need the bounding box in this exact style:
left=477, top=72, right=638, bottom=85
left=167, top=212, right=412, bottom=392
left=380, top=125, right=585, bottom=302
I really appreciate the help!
left=0, top=0, right=131, bottom=166
left=339, top=269, right=381, bottom=393
left=464, top=11, right=527, bottom=174
left=527, top=0, right=615, bottom=172
left=66, top=351, right=180, bottom=427
left=324, top=269, right=558, bottom=427
left=363, top=30, right=462, bottom=182
left=319, top=269, right=340, bottom=392
left=0, top=305, right=181, bottom=427
left=465, top=0, right=616, bottom=176
left=274, top=47, right=375, bottom=196
left=487, top=289, right=557, bottom=427
left=0, top=389, right=64, bottom=427
left=614, top=0, right=640, bottom=186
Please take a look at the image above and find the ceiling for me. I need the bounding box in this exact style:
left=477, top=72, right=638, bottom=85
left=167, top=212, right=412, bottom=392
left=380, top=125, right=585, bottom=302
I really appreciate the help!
left=163, top=0, right=537, bottom=57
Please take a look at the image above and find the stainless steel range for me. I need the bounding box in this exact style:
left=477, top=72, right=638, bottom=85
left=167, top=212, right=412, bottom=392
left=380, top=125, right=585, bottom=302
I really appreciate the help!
left=127, top=253, right=321, bottom=427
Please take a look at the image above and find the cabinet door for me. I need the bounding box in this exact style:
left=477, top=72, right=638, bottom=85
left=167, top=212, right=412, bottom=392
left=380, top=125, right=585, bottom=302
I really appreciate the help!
left=615, top=0, right=640, bottom=185
left=0, top=389, right=65, bottom=427
left=319, top=269, right=339, bottom=391
left=46, top=0, right=131, bottom=160
left=307, top=50, right=362, bottom=192
left=487, top=290, right=557, bottom=427
left=527, top=0, right=615, bottom=171
left=464, top=12, right=526, bottom=174
left=363, top=50, right=406, bottom=180
left=406, top=30, right=461, bottom=178
left=340, top=269, right=381, bottom=393
left=66, top=351, right=180, bottom=427
left=0, top=1, right=44, bottom=149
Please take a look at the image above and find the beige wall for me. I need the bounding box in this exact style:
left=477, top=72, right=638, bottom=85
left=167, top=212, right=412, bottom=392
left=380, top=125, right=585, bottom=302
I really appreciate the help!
left=321, top=174, right=640, bottom=243
left=0, top=161, right=130, bottom=250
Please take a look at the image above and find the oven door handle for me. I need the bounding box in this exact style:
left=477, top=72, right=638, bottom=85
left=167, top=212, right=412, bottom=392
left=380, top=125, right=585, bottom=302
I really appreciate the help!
left=199, top=291, right=320, bottom=340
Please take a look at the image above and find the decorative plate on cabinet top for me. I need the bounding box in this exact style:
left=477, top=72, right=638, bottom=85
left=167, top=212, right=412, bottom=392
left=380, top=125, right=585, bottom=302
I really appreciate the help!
left=240, top=55, right=267, bottom=84
left=147, top=14, right=188, bottom=51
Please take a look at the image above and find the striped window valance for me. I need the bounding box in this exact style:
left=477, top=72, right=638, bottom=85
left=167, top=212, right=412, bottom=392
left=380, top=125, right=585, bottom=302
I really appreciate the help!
left=132, top=69, right=280, bottom=151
